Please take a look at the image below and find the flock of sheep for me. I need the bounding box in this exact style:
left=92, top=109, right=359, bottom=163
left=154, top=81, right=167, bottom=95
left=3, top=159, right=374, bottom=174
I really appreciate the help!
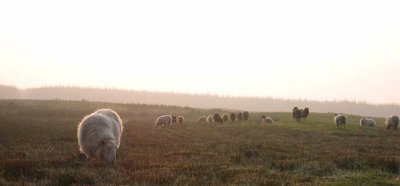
left=290, top=107, right=400, bottom=130
left=77, top=107, right=399, bottom=164
left=291, top=107, right=309, bottom=122
left=333, top=114, right=399, bottom=130
left=155, top=115, right=185, bottom=126
left=197, top=111, right=252, bottom=123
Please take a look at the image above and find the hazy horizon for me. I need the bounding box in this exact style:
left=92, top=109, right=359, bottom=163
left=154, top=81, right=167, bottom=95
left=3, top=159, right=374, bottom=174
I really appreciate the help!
left=1, top=1, right=400, bottom=104
left=2, top=85, right=400, bottom=118
left=3, top=84, right=400, bottom=106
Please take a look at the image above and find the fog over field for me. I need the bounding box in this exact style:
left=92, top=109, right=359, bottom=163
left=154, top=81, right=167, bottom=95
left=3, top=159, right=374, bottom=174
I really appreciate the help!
left=1, top=85, right=399, bottom=117
left=1, top=1, right=400, bottom=105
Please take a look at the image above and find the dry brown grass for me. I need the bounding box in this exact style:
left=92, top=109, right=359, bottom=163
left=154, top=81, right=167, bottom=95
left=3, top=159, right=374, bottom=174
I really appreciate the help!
left=0, top=100, right=399, bottom=185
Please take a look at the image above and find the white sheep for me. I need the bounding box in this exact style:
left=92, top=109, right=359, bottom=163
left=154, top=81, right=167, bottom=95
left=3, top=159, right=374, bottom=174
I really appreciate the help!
left=266, top=117, right=274, bottom=123
left=359, top=117, right=376, bottom=127
left=206, top=115, right=214, bottom=123
left=198, top=116, right=207, bottom=122
left=155, top=115, right=173, bottom=126
left=264, top=117, right=274, bottom=123
left=237, top=112, right=243, bottom=121
left=77, top=109, right=123, bottom=163
left=385, top=115, right=399, bottom=130
left=261, top=115, right=273, bottom=123
left=334, top=113, right=347, bottom=129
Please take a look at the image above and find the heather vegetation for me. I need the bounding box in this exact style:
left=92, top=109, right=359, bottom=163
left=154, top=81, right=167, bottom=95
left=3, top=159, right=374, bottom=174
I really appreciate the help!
left=0, top=100, right=399, bottom=185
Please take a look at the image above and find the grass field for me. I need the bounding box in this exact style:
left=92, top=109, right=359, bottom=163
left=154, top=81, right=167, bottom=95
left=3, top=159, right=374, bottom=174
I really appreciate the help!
left=0, top=100, right=399, bottom=185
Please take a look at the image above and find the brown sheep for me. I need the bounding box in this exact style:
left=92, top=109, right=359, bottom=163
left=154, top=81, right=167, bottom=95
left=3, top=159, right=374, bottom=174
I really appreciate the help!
left=222, top=113, right=229, bottom=122
left=301, top=108, right=309, bottom=121
left=292, top=107, right=301, bottom=122
left=230, top=113, right=237, bottom=122
left=171, top=115, right=177, bottom=124
left=177, top=116, right=184, bottom=124
left=213, top=113, right=224, bottom=123
left=242, top=111, right=250, bottom=120
left=334, top=113, right=347, bottom=129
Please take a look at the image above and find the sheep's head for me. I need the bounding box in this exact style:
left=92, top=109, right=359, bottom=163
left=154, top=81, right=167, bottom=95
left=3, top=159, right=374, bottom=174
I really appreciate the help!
left=155, top=119, right=160, bottom=127
left=101, top=139, right=118, bottom=164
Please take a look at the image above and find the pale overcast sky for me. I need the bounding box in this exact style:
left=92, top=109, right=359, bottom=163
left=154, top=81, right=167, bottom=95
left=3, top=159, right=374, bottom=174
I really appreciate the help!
left=1, top=0, right=400, bottom=104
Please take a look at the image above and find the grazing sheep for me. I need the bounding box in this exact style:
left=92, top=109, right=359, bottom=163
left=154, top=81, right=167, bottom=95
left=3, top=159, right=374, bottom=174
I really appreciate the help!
left=301, top=108, right=309, bottom=121
left=171, top=115, right=177, bottom=124
left=207, top=115, right=214, bottom=123
left=334, top=114, right=347, bottom=129
left=230, top=113, right=237, bottom=122
left=198, top=116, right=207, bottom=122
left=237, top=112, right=243, bottom=121
left=261, top=115, right=273, bottom=123
left=155, top=115, right=173, bottom=126
left=385, top=115, right=399, bottom=130
left=292, top=107, right=297, bottom=121
left=177, top=116, right=184, bottom=124
left=77, top=109, right=123, bottom=163
left=265, top=117, right=274, bottom=123
left=213, top=113, right=224, bottom=123
left=242, top=111, right=250, bottom=120
left=359, top=117, right=376, bottom=127
left=222, top=113, right=229, bottom=122
left=292, top=107, right=302, bottom=122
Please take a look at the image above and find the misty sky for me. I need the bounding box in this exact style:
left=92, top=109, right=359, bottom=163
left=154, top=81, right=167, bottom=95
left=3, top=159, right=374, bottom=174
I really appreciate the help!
left=1, top=0, right=400, bottom=104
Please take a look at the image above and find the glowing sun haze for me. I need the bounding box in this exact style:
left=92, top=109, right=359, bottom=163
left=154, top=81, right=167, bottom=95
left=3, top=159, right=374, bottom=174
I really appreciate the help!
left=1, top=0, right=400, bottom=104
